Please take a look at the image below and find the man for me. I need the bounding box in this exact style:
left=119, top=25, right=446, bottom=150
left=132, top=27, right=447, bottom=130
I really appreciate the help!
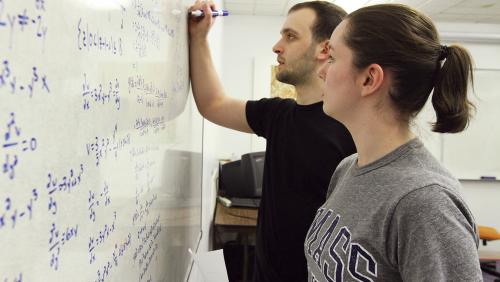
left=188, top=1, right=355, bottom=281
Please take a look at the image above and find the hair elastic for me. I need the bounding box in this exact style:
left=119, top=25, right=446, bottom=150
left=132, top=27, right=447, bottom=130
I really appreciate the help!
left=438, top=45, right=450, bottom=61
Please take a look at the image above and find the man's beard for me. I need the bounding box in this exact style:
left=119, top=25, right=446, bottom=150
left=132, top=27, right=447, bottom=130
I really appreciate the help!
left=276, top=48, right=316, bottom=86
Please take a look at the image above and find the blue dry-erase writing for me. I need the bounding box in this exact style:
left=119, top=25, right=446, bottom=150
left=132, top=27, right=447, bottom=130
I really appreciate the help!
left=190, top=9, right=229, bottom=17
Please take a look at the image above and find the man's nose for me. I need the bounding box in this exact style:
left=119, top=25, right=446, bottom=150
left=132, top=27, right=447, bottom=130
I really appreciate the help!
left=272, top=41, right=283, bottom=54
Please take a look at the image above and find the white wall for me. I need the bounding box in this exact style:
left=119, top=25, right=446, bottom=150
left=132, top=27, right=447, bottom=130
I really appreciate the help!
left=214, top=15, right=285, bottom=158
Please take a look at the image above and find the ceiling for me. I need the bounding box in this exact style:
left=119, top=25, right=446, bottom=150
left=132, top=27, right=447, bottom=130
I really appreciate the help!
left=222, top=0, right=500, bottom=24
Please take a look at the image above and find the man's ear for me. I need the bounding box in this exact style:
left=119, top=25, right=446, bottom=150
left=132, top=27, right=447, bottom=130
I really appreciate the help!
left=360, top=64, right=385, bottom=97
left=316, top=39, right=329, bottom=60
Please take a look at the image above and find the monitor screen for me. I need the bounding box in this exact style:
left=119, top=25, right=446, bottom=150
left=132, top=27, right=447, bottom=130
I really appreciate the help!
left=219, top=151, right=265, bottom=198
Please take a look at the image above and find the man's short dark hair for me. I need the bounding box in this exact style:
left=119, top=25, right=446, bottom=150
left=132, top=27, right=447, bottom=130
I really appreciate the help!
left=289, top=1, right=347, bottom=42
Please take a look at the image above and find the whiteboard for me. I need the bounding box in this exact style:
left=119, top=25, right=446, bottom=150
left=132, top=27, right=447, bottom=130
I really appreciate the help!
left=0, top=0, right=203, bottom=281
left=442, top=69, right=500, bottom=180
left=414, top=68, right=500, bottom=181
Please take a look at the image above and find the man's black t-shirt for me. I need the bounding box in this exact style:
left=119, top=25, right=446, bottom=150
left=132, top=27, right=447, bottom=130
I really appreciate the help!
left=246, top=98, right=356, bottom=282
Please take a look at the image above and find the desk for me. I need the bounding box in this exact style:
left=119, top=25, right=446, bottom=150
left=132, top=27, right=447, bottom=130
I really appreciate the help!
left=479, top=250, right=500, bottom=281
left=214, top=202, right=258, bottom=227
left=480, top=250, right=500, bottom=261
left=213, top=202, right=258, bottom=282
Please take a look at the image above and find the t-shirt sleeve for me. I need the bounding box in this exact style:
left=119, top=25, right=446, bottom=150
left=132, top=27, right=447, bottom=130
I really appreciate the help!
left=387, top=185, right=481, bottom=281
left=246, top=97, right=284, bottom=138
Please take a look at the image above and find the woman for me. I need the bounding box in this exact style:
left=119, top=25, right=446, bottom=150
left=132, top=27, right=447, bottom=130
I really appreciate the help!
left=304, top=4, right=482, bottom=281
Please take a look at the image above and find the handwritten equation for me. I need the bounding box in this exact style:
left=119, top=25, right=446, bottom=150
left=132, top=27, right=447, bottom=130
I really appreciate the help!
left=134, top=116, right=165, bottom=136
left=82, top=73, right=121, bottom=111
left=132, top=193, right=157, bottom=226
left=88, top=211, right=116, bottom=264
left=0, top=60, right=50, bottom=97
left=1, top=112, right=37, bottom=180
left=77, top=18, right=123, bottom=56
left=135, top=214, right=161, bottom=281
left=134, top=160, right=155, bottom=182
left=132, top=0, right=174, bottom=36
left=0, top=0, right=48, bottom=51
left=134, top=159, right=155, bottom=210
left=129, top=145, right=160, bottom=159
left=172, top=64, right=187, bottom=94
left=128, top=74, right=167, bottom=109
left=46, top=164, right=85, bottom=215
left=0, top=189, right=38, bottom=231
left=132, top=20, right=160, bottom=58
left=48, top=222, right=78, bottom=271
left=95, top=232, right=132, bottom=282
left=85, top=124, right=131, bottom=167
left=88, top=181, right=111, bottom=223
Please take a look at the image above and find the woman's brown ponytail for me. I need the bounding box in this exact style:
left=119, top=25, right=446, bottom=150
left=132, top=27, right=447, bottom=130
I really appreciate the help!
left=431, top=45, right=475, bottom=133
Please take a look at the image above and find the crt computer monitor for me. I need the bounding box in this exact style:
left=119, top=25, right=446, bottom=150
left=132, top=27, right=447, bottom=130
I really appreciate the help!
left=219, top=151, right=265, bottom=198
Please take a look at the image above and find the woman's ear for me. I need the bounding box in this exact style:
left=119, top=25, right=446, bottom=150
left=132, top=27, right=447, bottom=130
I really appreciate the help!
left=360, top=64, right=385, bottom=97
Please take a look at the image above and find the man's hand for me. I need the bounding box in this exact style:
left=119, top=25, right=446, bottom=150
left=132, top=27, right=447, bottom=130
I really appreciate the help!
left=188, top=0, right=217, bottom=41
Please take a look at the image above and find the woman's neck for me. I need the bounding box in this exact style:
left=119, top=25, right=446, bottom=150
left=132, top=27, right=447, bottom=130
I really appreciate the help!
left=349, top=119, right=414, bottom=167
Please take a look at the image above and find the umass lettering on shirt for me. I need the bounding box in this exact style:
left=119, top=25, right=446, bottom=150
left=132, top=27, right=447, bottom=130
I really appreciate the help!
left=305, top=208, right=377, bottom=282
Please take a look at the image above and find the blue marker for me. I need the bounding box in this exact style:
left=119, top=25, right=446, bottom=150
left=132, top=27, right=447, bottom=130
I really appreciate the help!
left=190, top=9, right=229, bottom=17
left=480, top=176, right=497, bottom=180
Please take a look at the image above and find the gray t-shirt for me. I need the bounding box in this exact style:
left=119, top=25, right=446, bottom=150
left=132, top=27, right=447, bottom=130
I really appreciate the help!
left=304, top=138, right=482, bottom=281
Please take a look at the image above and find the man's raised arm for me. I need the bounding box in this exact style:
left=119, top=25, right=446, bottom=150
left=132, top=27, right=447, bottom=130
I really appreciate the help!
left=188, top=0, right=253, bottom=133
